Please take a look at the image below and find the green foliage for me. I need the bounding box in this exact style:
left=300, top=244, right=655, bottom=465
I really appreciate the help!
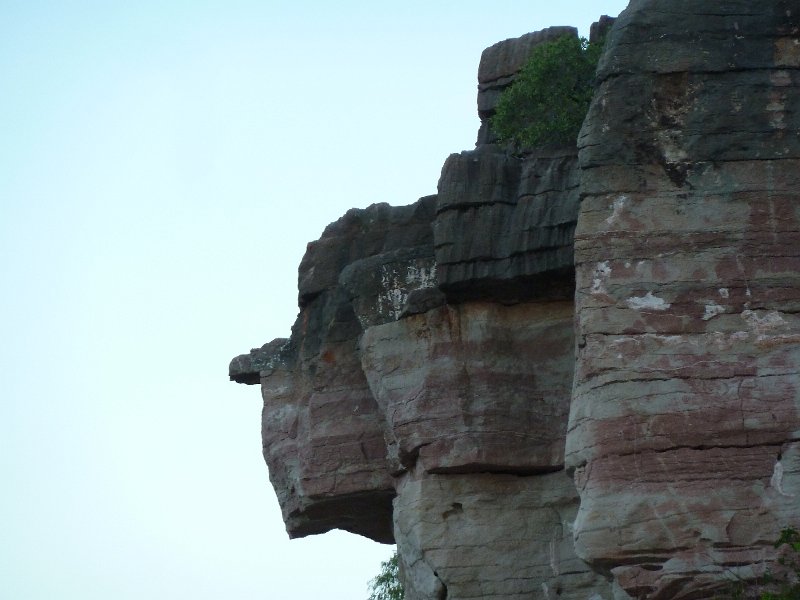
left=368, top=550, right=404, bottom=600
left=775, top=526, right=800, bottom=554
left=719, top=527, right=800, bottom=600
left=760, top=527, right=800, bottom=600
left=490, top=34, right=604, bottom=149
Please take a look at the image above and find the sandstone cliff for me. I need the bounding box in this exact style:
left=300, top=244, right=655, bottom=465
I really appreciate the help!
left=231, top=3, right=800, bottom=598
left=569, top=2, right=800, bottom=597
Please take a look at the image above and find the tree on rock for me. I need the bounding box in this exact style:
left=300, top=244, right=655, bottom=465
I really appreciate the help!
left=368, top=550, right=403, bottom=600
left=491, top=34, right=604, bottom=149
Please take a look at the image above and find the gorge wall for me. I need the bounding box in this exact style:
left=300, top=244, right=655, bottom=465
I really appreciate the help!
left=230, top=2, right=800, bottom=598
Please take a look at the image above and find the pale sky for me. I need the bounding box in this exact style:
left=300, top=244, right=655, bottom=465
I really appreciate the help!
left=1, top=2, right=629, bottom=598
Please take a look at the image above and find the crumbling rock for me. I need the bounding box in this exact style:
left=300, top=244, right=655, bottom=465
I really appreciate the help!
left=229, top=338, right=289, bottom=385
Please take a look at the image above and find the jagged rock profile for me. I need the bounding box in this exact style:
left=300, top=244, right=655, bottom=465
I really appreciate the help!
left=231, top=3, right=800, bottom=599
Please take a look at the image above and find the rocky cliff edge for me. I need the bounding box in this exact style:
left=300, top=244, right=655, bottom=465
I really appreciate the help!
left=231, top=3, right=800, bottom=598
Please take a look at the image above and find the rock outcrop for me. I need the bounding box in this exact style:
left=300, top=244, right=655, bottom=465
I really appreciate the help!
left=231, top=3, right=800, bottom=598
left=230, top=199, right=438, bottom=543
left=568, top=1, right=800, bottom=597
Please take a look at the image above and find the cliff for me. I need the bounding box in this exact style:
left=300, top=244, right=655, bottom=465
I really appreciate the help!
left=230, top=2, right=800, bottom=598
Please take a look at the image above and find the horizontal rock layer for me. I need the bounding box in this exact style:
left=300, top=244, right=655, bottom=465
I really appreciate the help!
left=395, top=468, right=611, bottom=600
left=435, top=144, right=579, bottom=302
left=360, top=301, right=575, bottom=475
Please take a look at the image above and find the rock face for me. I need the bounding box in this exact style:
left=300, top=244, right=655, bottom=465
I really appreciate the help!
left=395, top=469, right=604, bottom=600
left=360, top=301, right=574, bottom=475
left=231, top=199, right=438, bottom=543
left=568, top=1, right=800, bottom=598
left=231, top=4, right=800, bottom=599
left=435, top=145, right=580, bottom=302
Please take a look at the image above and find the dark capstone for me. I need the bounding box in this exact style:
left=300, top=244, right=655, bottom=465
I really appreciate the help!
left=286, top=490, right=396, bottom=544
left=590, top=15, right=616, bottom=44
left=298, top=198, right=437, bottom=308
left=400, top=287, right=447, bottom=318
left=434, top=144, right=580, bottom=302
left=229, top=338, right=290, bottom=384
left=476, top=26, right=577, bottom=125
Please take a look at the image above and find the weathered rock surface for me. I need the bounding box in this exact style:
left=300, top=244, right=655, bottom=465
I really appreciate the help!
left=395, top=468, right=609, bottom=600
left=568, top=1, right=800, bottom=597
left=230, top=4, right=800, bottom=599
left=230, top=200, right=439, bottom=543
left=299, top=198, right=438, bottom=325
left=230, top=21, right=609, bottom=598
left=439, top=21, right=590, bottom=303
left=360, top=301, right=574, bottom=475
left=435, top=144, right=579, bottom=302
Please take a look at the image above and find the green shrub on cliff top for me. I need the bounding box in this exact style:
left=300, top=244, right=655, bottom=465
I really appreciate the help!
left=491, top=34, right=604, bottom=149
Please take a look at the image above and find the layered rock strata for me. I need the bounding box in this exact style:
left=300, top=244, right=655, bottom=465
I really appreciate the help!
left=394, top=469, right=604, bottom=600
left=230, top=4, right=800, bottom=598
left=568, top=1, right=800, bottom=597
left=230, top=198, right=438, bottom=543
left=231, top=23, right=611, bottom=600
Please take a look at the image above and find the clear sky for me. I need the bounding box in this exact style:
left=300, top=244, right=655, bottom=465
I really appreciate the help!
left=1, top=1, right=629, bottom=598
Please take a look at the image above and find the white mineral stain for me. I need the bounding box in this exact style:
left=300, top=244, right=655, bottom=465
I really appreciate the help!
left=626, top=292, right=671, bottom=311
left=718, top=288, right=730, bottom=298
left=378, top=263, right=437, bottom=320
left=591, top=261, right=611, bottom=295
left=661, top=141, right=688, bottom=163
left=549, top=537, right=559, bottom=576
left=770, top=458, right=795, bottom=497
left=606, top=195, right=628, bottom=226
left=651, top=334, right=689, bottom=346
left=703, top=302, right=726, bottom=320
left=405, top=264, right=437, bottom=288
left=379, top=266, right=409, bottom=320
left=741, top=309, right=787, bottom=335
